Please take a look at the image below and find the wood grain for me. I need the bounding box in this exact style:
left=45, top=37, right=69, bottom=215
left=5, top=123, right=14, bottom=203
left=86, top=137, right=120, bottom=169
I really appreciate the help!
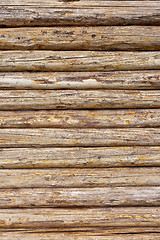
left=0, top=128, right=160, bottom=147
left=0, top=231, right=160, bottom=240
left=1, top=227, right=160, bottom=235
left=0, top=168, right=159, bottom=188
left=0, top=1, right=160, bottom=27
left=0, top=90, right=160, bottom=110
left=1, top=26, right=160, bottom=50
left=2, top=1, right=160, bottom=6
left=0, top=146, right=160, bottom=168
left=0, top=207, right=160, bottom=228
left=0, top=71, right=160, bottom=90
left=0, top=51, right=160, bottom=72
left=0, top=109, right=159, bottom=128
left=0, top=187, right=159, bottom=208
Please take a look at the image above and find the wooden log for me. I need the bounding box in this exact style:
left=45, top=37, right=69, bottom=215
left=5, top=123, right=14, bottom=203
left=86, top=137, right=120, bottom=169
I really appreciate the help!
left=0, top=1, right=160, bottom=27
left=1, top=227, right=160, bottom=234
left=0, top=109, right=160, bottom=128
left=1, top=26, right=160, bottom=50
left=0, top=128, right=160, bottom=147
left=0, top=51, right=160, bottom=72
left=1, top=90, right=160, bottom=110
left=0, top=71, right=160, bottom=90
left=0, top=207, right=159, bottom=228
left=0, top=231, right=160, bottom=240
left=0, top=146, right=160, bottom=168
left=0, top=168, right=159, bottom=188
left=2, top=1, right=160, bottom=6
left=0, top=187, right=160, bottom=208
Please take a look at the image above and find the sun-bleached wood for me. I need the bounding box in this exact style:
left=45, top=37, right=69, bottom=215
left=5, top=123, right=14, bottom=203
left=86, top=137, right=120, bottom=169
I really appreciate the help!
left=0, top=1, right=160, bottom=27
left=2, top=1, right=159, bottom=6
left=0, top=90, right=160, bottom=110
left=0, top=187, right=159, bottom=208
left=0, top=232, right=160, bottom=240
left=1, top=26, right=160, bottom=50
left=0, top=128, right=160, bottom=147
left=0, top=168, right=159, bottom=188
left=0, top=146, right=160, bottom=168
left=0, top=207, right=160, bottom=228
left=0, top=109, right=159, bottom=128
left=0, top=71, right=160, bottom=90
left=0, top=51, right=160, bottom=72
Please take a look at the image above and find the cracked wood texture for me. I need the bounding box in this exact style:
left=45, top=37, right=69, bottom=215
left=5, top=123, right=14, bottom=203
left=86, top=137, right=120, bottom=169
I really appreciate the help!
left=0, top=168, right=159, bottom=188
left=0, top=51, right=160, bottom=72
left=1, top=26, right=160, bottom=51
left=0, top=90, right=160, bottom=110
left=0, top=187, right=160, bottom=208
left=0, top=109, right=160, bottom=128
left=0, top=71, right=160, bottom=90
left=1, top=0, right=160, bottom=238
left=0, top=147, right=160, bottom=168
left=0, top=207, right=160, bottom=228
left=0, top=232, right=160, bottom=240
left=0, top=128, right=160, bottom=147
left=0, top=1, right=160, bottom=27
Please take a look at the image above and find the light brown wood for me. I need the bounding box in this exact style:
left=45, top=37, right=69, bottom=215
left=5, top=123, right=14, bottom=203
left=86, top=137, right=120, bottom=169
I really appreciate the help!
left=1, top=227, right=160, bottom=234
left=0, top=109, right=159, bottom=128
left=0, top=128, right=160, bottom=147
left=0, top=1, right=160, bottom=27
left=2, top=1, right=160, bottom=6
left=0, top=168, right=159, bottom=188
left=0, top=90, right=160, bottom=110
left=0, top=187, right=159, bottom=208
left=0, top=51, right=160, bottom=72
left=1, top=26, right=160, bottom=50
left=0, top=231, right=160, bottom=240
left=0, top=146, right=160, bottom=168
left=0, top=207, right=159, bottom=228
left=0, top=71, right=160, bottom=90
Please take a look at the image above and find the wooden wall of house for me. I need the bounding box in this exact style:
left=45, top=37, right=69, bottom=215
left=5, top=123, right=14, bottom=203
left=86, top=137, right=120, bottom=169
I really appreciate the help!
left=0, top=0, right=160, bottom=239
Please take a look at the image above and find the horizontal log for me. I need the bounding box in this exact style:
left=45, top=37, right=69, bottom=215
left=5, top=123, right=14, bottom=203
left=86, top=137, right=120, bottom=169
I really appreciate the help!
left=0, top=232, right=160, bottom=240
left=1, top=90, right=160, bottom=110
left=0, top=187, right=160, bottom=208
left=0, top=168, right=159, bottom=188
left=0, top=51, right=160, bottom=72
left=2, top=1, right=160, bottom=6
left=1, top=26, right=160, bottom=50
left=0, top=1, right=160, bottom=27
left=0, top=128, right=160, bottom=147
left=0, top=109, right=160, bottom=128
left=0, top=71, right=160, bottom=90
left=0, top=207, right=160, bottom=228
left=0, top=146, right=160, bottom=168
left=1, top=227, right=160, bottom=235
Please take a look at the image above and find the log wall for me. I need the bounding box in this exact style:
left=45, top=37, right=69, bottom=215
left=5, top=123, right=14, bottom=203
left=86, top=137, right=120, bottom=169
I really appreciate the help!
left=0, top=0, right=160, bottom=239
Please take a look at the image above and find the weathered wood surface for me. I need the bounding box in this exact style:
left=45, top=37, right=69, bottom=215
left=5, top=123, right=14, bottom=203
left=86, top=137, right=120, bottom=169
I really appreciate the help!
left=0, top=232, right=160, bottom=240
left=0, top=146, right=160, bottom=168
left=1, top=90, right=160, bottom=110
left=0, top=71, right=160, bottom=90
left=0, top=168, right=159, bottom=188
left=0, top=51, right=160, bottom=72
left=2, top=1, right=160, bottom=6
left=0, top=187, right=160, bottom=208
left=0, top=109, right=159, bottom=128
left=1, top=26, right=160, bottom=50
left=0, top=1, right=160, bottom=27
left=0, top=128, right=160, bottom=147
left=0, top=207, right=159, bottom=228
left=1, top=227, right=160, bottom=234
